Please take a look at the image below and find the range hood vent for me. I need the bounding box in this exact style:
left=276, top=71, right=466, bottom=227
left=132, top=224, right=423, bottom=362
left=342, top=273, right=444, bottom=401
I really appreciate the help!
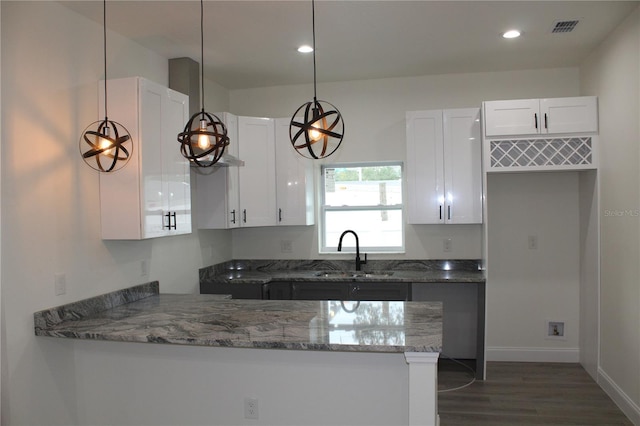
left=195, top=152, right=245, bottom=168
left=551, top=20, right=579, bottom=33
left=169, top=57, right=244, bottom=167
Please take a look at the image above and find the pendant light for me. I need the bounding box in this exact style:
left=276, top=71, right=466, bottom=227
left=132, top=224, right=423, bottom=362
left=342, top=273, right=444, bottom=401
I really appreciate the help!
left=79, top=0, right=132, bottom=173
left=177, top=0, right=229, bottom=168
left=290, top=0, right=344, bottom=159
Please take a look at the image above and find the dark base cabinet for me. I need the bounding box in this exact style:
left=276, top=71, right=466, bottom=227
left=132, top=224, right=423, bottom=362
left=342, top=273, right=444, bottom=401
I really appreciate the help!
left=263, top=281, right=292, bottom=300
left=200, top=281, right=264, bottom=299
left=351, top=282, right=409, bottom=301
left=291, top=282, right=349, bottom=300
left=412, top=282, right=485, bottom=380
left=291, top=282, right=409, bottom=301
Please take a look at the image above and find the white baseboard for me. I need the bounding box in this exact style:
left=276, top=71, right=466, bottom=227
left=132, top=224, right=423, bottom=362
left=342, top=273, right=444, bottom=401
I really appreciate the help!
left=486, top=346, right=580, bottom=362
left=598, top=367, right=640, bottom=425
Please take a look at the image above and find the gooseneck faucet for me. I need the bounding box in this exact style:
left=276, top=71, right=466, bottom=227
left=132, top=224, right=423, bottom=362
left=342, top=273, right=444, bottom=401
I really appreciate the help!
left=337, top=230, right=367, bottom=271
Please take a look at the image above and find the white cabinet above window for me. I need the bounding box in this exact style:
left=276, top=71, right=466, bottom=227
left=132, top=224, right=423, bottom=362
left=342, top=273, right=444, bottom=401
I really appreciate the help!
left=99, top=77, right=191, bottom=240
left=484, top=96, right=598, bottom=137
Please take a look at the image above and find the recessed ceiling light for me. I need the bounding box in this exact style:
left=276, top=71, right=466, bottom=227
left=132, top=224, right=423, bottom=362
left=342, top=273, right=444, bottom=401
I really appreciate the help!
left=503, top=30, right=521, bottom=39
left=297, top=45, right=314, bottom=53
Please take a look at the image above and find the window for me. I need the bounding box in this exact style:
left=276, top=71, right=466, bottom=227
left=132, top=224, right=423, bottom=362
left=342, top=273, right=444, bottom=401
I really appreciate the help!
left=321, top=163, right=404, bottom=253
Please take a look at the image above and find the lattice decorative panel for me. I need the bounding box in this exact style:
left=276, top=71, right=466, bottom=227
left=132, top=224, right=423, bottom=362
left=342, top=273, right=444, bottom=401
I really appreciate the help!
left=490, top=137, right=593, bottom=169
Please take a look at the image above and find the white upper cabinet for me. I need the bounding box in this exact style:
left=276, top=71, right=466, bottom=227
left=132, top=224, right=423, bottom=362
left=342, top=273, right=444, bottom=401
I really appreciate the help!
left=238, top=116, right=277, bottom=227
left=443, top=108, right=483, bottom=224
left=275, top=118, right=315, bottom=226
left=406, top=108, right=482, bottom=224
left=194, top=112, right=241, bottom=229
left=406, top=110, right=444, bottom=224
left=99, top=77, right=191, bottom=239
left=540, top=97, right=598, bottom=134
left=484, top=96, right=598, bottom=137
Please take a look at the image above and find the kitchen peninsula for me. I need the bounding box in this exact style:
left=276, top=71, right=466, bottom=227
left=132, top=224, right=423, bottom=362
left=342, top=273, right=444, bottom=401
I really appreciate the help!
left=35, top=282, right=443, bottom=426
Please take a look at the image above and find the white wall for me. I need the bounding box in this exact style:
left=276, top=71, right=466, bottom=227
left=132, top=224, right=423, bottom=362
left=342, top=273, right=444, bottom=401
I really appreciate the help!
left=580, top=6, right=640, bottom=423
left=229, top=69, right=581, bottom=259
left=0, top=2, right=232, bottom=424
left=485, top=172, right=581, bottom=362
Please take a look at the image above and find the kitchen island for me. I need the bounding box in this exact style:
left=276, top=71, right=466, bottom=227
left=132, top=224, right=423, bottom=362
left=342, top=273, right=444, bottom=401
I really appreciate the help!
left=35, top=282, right=443, bottom=425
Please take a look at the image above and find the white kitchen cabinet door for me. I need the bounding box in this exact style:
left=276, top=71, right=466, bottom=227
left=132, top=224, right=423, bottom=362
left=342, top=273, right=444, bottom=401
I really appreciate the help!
left=484, top=96, right=598, bottom=137
left=406, top=110, right=445, bottom=224
left=406, top=108, right=482, bottom=225
left=443, top=108, right=483, bottom=224
left=540, top=96, right=598, bottom=134
left=483, top=99, right=539, bottom=137
left=99, top=77, right=191, bottom=239
left=238, top=116, right=276, bottom=227
left=275, top=118, right=315, bottom=226
left=194, top=112, right=241, bottom=229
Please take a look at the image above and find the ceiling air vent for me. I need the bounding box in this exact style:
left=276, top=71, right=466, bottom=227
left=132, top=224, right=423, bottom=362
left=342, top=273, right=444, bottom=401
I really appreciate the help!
left=551, top=20, right=579, bottom=33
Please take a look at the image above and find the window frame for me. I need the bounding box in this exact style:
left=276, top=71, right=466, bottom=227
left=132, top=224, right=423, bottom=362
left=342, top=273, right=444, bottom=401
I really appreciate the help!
left=320, top=161, right=405, bottom=254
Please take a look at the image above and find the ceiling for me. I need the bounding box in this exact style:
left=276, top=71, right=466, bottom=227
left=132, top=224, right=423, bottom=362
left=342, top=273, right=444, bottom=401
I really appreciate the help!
left=59, top=1, right=639, bottom=90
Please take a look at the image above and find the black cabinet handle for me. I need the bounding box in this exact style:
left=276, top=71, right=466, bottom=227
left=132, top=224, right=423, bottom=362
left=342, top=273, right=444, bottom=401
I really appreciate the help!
left=231, top=210, right=236, bottom=224
left=534, top=113, right=538, bottom=129
left=279, top=208, right=282, bottom=222
left=243, top=209, right=247, bottom=223
left=439, top=205, right=442, bottom=220
left=163, top=212, right=177, bottom=230
left=544, top=113, right=548, bottom=129
left=448, top=205, right=451, bottom=220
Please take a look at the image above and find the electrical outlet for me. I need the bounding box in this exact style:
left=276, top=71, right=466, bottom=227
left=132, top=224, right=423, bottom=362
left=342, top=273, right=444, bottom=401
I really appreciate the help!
left=54, top=273, right=66, bottom=296
left=140, top=260, right=148, bottom=277
left=443, top=238, right=452, bottom=252
left=244, top=397, right=259, bottom=419
left=281, top=240, right=293, bottom=253
left=546, top=320, right=566, bottom=340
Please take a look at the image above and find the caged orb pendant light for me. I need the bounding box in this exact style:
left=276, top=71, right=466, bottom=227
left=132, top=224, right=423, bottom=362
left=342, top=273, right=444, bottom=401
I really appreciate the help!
left=79, top=0, right=132, bottom=173
left=177, top=0, right=229, bottom=168
left=290, top=0, right=344, bottom=160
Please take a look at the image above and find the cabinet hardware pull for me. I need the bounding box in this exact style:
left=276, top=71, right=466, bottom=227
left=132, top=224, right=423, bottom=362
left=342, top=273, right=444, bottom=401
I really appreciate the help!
left=544, top=113, right=548, bottom=129
left=171, top=212, right=177, bottom=229
left=243, top=209, right=247, bottom=223
left=231, top=210, right=236, bottom=224
left=439, top=205, right=442, bottom=220
left=534, top=113, right=538, bottom=129
left=448, top=205, right=451, bottom=220
left=279, top=208, right=282, bottom=222
left=163, top=212, right=171, bottom=229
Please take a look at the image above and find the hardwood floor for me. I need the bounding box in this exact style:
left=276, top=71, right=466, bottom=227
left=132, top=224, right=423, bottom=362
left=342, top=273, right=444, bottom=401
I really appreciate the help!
left=438, top=361, right=633, bottom=425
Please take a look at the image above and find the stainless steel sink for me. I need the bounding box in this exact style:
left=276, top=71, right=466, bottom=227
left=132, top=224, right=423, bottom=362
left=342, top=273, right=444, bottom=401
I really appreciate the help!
left=313, top=271, right=394, bottom=279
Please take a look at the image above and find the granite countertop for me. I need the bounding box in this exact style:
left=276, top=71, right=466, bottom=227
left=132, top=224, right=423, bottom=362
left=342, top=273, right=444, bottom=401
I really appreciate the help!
left=34, top=282, right=442, bottom=354
left=201, top=259, right=486, bottom=285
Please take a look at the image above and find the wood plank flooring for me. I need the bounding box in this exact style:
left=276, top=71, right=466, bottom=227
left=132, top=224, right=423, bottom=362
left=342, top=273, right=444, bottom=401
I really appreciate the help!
left=438, top=361, right=633, bottom=425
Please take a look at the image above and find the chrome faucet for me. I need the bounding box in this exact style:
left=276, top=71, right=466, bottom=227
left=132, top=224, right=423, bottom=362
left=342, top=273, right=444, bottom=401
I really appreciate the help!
left=337, top=230, right=367, bottom=271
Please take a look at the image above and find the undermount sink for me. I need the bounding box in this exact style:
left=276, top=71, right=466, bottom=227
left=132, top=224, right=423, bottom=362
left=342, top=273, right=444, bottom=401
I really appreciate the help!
left=313, top=271, right=394, bottom=279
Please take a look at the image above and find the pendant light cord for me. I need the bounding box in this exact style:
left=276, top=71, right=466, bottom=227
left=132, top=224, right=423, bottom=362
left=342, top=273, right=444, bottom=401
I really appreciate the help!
left=312, top=0, right=317, bottom=101
left=103, top=0, right=108, bottom=119
left=200, top=0, right=205, bottom=112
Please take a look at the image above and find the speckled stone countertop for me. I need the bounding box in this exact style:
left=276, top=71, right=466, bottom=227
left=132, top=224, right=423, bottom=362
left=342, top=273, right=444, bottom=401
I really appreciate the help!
left=34, top=282, right=442, bottom=353
left=200, top=259, right=485, bottom=284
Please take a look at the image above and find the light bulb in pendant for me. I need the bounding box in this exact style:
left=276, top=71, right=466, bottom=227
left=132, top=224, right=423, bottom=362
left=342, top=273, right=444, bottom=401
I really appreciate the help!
left=197, top=119, right=210, bottom=150
left=309, top=109, right=323, bottom=141
left=99, top=126, right=115, bottom=156
left=309, top=124, right=322, bottom=141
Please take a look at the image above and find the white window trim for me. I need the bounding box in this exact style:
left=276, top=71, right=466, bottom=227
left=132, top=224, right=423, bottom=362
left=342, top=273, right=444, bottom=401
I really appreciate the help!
left=319, top=162, right=405, bottom=253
